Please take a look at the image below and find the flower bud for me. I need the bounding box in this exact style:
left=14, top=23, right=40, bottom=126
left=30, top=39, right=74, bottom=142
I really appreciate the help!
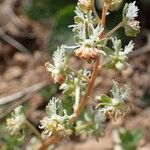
left=78, top=0, right=92, bottom=13
left=115, top=61, right=125, bottom=71
left=124, top=20, right=140, bottom=37
left=75, top=45, right=99, bottom=60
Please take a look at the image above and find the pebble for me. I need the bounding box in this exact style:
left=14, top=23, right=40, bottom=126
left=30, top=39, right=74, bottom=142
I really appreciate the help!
left=3, top=66, right=23, bottom=81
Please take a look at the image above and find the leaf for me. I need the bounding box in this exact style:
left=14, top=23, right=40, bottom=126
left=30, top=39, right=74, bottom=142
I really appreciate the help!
left=94, top=38, right=107, bottom=47
left=102, top=46, right=112, bottom=55
left=119, top=129, right=142, bottom=150
left=62, top=96, right=74, bottom=115
left=101, top=95, right=111, bottom=103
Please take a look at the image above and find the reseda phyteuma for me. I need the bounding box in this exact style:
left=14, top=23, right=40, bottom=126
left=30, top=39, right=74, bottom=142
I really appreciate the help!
left=6, top=0, right=140, bottom=148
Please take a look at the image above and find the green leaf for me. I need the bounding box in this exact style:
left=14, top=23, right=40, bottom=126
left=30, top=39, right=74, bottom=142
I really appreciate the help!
left=124, top=24, right=140, bottom=37
left=119, top=129, right=142, bottom=150
left=62, top=96, right=74, bottom=115
left=101, top=95, right=111, bottom=103
left=102, top=46, right=112, bottom=55
left=94, top=38, right=107, bottom=47
left=74, top=16, right=84, bottom=23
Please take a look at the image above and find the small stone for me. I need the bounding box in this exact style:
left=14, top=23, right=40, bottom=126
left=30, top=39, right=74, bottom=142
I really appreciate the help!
left=13, top=53, right=30, bottom=66
left=3, top=66, right=23, bottom=81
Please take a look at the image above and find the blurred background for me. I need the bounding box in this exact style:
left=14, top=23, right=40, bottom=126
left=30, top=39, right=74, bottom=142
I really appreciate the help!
left=0, top=0, right=149, bottom=149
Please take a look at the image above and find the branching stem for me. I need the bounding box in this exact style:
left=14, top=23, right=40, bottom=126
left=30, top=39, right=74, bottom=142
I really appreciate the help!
left=38, top=1, right=108, bottom=149
left=71, top=0, right=108, bottom=122
left=105, top=20, right=125, bottom=37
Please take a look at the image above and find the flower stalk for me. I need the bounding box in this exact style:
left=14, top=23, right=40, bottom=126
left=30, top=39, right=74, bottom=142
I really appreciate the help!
left=26, top=120, right=44, bottom=143
left=105, top=20, right=125, bottom=37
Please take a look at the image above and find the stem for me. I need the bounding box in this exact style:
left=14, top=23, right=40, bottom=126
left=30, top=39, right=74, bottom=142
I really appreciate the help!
left=91, top=0, right=102, bottom=24
left=74, top=83, right=80, bottom=111
left=26, top=120, right=43, bottom=143
left=105, top=21, right=125, bottom=37
left=71, top=0, right=108, bottom=123
left=100, top=1, right=108, bottom=38
left=71, top=56, right=100, bottom=121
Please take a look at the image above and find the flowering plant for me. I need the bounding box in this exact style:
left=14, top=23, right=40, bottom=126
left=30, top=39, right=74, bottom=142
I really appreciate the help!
left=6, top=0, right=140, bottom=149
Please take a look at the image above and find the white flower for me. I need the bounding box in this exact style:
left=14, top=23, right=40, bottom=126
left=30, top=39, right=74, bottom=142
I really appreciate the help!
left=45, top=45, right=67, bottom=83
left=126, top=1, right=139, bottom=20
left=112, top=38, right=134, bottom=56
left=6, top=106, right=26, bottom=136
left=39, top=115, right=65, bottom=137
left=39, top=97, right=72, bottom=137
left=112, top=37, right=122, bottom=52
left=89, top=25, right=104, bottom=42
left=111, top=81, right=131, bottom=103
left=46, top=97, right=60, bottom=116
left=121, top=41, right=134, bottom=55
left=97, top=81, right=131, bottom=118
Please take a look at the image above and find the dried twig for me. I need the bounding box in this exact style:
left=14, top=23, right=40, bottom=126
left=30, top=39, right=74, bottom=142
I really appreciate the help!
left=0, top=94, right=31, bottom=121
left=0, top=81, right=49, bottom=105
left=0, top=28, right=32, bottom=55
left=1, top=0, right=28, bottom=31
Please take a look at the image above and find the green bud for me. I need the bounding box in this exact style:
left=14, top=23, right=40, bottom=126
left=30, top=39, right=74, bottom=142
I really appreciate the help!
left=115, top=61, right=125, bottom=71
left=124, top=20, right=140, bottom=37
left=78, top=0, right=92, bottom=13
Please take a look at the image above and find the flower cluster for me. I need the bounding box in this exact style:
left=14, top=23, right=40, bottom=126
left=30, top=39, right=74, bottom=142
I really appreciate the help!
left=123, top=1, right=140, bottom=37
left=45, top=45, right=68, bottom=83
left=78, top=0, right=92, bottom=13
left=69, top=6, right=106, bottom=60
left=105, top=37, right=134, bottom=71
left=6, top=106, right=26, bottom=136
left=105, top=0, right=123, bottom=11
left=39, top=97, right=74, bottom=137
left=96, top=81, right=131, bottom=118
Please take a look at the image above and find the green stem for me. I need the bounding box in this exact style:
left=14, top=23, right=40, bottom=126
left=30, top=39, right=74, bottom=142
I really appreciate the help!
left=105, top=21, right=125, bottom=37
left=26, top=120, right=43, bottom=143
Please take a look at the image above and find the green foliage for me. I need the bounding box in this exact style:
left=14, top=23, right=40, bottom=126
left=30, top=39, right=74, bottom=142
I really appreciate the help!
left=62, top=96, right=74, bottom=115
left=119, top=128, right=142, bottom=150
left=48, top=4, right=75, bottom=51
left=24, top=0, right=75, bottom=52
left=0, top=125, right=24, bottom=150
left=24, top=0, right=74, bottom=20
left=40, top=85, right=58, bottom=101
